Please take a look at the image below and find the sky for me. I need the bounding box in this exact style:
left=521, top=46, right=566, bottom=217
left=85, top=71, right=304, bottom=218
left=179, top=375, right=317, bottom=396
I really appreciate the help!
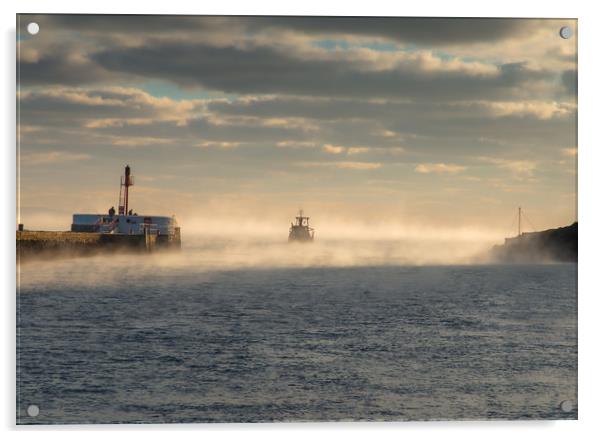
left=17, top=15, right=577, bottom=238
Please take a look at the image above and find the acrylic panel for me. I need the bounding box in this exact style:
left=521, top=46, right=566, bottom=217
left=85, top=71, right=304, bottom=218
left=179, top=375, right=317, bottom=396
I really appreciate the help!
left=16, top=15, right=577, bottom=424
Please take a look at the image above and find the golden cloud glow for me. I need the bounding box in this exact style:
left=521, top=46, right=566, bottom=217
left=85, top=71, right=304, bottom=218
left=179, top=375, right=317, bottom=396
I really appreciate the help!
left=415, top=163, right=466, bottom=174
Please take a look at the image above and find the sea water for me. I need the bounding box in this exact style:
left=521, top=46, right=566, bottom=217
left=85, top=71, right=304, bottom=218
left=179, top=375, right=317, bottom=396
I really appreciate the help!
left=17, top=239, right=577, bottom=423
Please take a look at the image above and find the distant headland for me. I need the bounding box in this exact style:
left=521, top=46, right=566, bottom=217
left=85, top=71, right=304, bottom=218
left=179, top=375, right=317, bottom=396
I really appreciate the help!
left=491, top=222, right=577, bottom=263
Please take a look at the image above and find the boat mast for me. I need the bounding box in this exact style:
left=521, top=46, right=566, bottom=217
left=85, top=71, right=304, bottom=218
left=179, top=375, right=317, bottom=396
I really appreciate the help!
left=518, top=206, right=522, bottom=237
left=297, top=209, right=308, bottom=226
left=118, top=165, right=134, bottom=215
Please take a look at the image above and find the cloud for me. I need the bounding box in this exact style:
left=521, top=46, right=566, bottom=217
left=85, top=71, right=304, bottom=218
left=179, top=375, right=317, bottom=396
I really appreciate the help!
left=19, top=15, right=537, bottom=47
left=276, top=141, right=317, bottom=148
left=20, top=87, right=202, bottom=127
left=323, top=144, right=345, bottom=154
left=110, top=137, right=175, bottom=147
left=561, top=69, right=577, bottom=96
left=478, top=156, right=538, bottom=177
left=322, top=143, right=400, bottom=156
left=457, top=100, right=575, bottom=119
left=20, top=151, right=91, bottom=165
left=19, top=14, right=230, bottom=35
left=18, top=42, right=118, bottom=87
left=415, top=163, right=466, bottom=174
left=19, top=47, right=40, bottom=63
left=198, top=141, right=241, bottom=149
left=298, top=161, right=382, bottom=170
left=206, top=95, right=574, bottom=151
left=18, top=83, right=575, bottom=173
left=379, top=130, right=399, bottom=138
left=246, top=17, right=536, bottom=46
left=15, top=15, right=577, bottom=233
left=347, top=147, right=371, bottom=155
left=336, top=161, right=382, bottom=170
left=17, top=15, right=571, bottom=109
left=561, top=147, right=578, bottom=157
left=88, top=42, right=551, bottom=101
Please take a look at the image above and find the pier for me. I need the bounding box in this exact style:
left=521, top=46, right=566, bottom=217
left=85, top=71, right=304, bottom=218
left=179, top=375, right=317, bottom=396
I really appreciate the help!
left=16, top=229, right=176, bottom=262
left=17, top=165, right=181, bottom=262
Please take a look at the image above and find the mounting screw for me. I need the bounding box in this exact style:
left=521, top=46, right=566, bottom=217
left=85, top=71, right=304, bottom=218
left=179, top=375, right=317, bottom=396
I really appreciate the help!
left=27, top=22, right=40, bottom=35
left=559, top=26, right=573, bottom=39
left=27, top=404, right=40, bottom=417
left=559, top=400, right=574, bottom=412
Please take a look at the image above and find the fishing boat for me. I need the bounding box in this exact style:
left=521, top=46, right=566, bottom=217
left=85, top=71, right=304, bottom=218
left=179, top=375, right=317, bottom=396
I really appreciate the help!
left=288, top=210, right=315, bottom=242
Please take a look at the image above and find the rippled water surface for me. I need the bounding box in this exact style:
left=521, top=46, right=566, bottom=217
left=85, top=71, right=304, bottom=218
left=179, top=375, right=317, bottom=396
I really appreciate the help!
left=17, top=244, right=577, bottom=424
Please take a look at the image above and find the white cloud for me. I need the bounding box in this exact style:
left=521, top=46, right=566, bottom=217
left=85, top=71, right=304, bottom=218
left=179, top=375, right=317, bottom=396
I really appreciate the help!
left=415, top=163, right=466, bottom=174
left=298, top=161, right=382, bottom=170
left=323, top=144, right=403, bottom=156
left=458, top=100, right=575, bottom=120
left=347, top=147, right=371, bottom=155
left=379, top=130, right=399, bottom=138
left=323, top=144, right=346, bottom=154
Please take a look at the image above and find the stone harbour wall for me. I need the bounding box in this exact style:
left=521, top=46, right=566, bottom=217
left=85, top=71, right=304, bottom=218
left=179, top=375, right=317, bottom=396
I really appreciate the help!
left=16, top=230, right=158, bottom=262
